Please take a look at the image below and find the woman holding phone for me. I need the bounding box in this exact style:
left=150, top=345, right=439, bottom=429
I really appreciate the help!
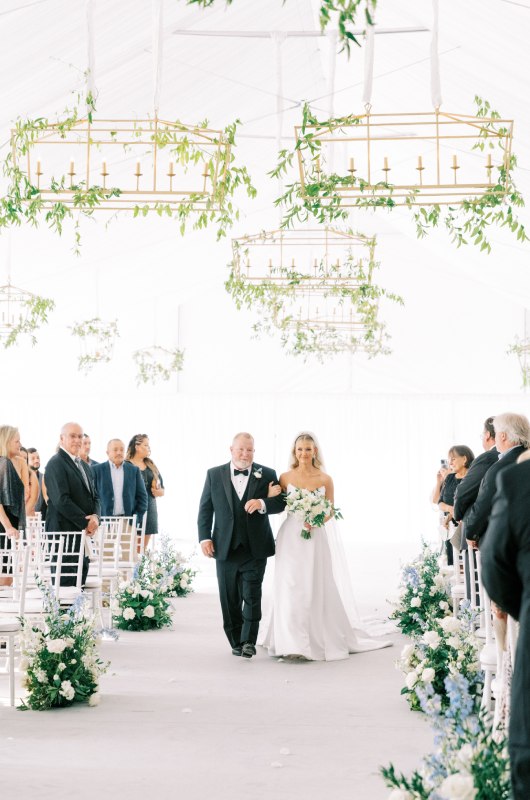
left=432, top=445, right=474, bottom=564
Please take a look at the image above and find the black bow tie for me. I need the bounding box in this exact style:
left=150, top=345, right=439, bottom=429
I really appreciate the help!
left=234, top=468, right=249, bottom=476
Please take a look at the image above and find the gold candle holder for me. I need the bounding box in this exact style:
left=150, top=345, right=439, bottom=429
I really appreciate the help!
left=167, top=161, right=175, bottom=192
left=135, top=160, right=142, bottom=190
left=416, top=155, right=425, bottom=186
left=451, top=155, right=460, bottom=184
left=382, top=156, right=391, bottom=182
left=485, top=153, right=493, bottom=185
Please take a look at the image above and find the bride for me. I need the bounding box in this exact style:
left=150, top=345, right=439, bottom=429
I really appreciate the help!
left=261, top=432, right=391, bottom=661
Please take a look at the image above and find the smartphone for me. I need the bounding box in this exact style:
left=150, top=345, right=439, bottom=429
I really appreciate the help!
left=440, top=459, right=449, bottom=469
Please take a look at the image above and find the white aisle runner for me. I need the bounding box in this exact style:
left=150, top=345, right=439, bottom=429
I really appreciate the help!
left=1, top=589, right=428, bottom=800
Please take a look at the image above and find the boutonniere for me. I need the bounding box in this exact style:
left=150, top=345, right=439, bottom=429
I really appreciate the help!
left=252, top=466, right=263, bottom=479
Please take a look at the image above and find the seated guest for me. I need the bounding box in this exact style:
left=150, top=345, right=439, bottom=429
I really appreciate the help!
left=80, top=433, right=99, bottom=466
left=0, top=426, right=25, bottom=586
left=91, top=439, right=148, bottom=520
left=481, top=457, right=530, bottom=800
left=465, top=412, right=530, bottom=550
left=433, top=445, right=474, bottom=565
left=27, top=447, right=47, bottom=520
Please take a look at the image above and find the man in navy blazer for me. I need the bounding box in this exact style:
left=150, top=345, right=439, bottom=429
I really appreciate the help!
left=91, top=439, right=148, bottom=519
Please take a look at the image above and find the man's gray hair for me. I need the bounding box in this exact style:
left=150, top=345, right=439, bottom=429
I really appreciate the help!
left=493, top=412, right=530, bottom=447
left=232, top=432, right=254, bottom=445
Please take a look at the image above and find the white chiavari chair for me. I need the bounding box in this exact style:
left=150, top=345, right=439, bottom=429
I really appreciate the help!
left=450, top=544, right=466, bottom=616
left=37, top=531, right=86, bottom=605
left=100, top=515, right=138, bottom=581
left=0, top=540, right=30, bottom=706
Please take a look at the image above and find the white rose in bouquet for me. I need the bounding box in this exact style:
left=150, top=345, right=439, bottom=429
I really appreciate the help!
left=421, top=667, right=436, bottom=683
left=47, top=638, right=67, bottom=654
left=142, top=605, right=155, bottom=618
left=405, top=671, right=418, bottom=689
left=410, top=596, right=422, bottom=608
left=123, top=607, right=136, bottom=620
left=179, top=579, right=188, bottom=589
left=88, top=692, right=101, bottom=707
left=456, top=744, right=475, bottom=769
left=400, top=644, right=415, bottom=661
left=438, top=772, right=477, bottom=800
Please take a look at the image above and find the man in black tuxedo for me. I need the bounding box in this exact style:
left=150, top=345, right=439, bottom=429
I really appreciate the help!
left=45, top=422, right=101, bottom=585
left=481, top=457, right=530, bottom=800
left=464, top=412, right=529, bottom=549
left=453, top=416, right=497, bottom=597
left=198, top=432, right=285, bottom=658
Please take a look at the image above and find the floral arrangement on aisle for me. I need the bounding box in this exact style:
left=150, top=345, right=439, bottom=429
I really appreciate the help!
left=114, top=555, right=172, bottom=632
left=20, top=586, right=107, bottom=710
left=285, top=487, right=343, bottom=539
left=398, top=609, right=483, bottom=713
left=151, top=536, right=197, bottom=598
left=389, top=546, right=450, bottom=638
left=382, top=672, right=511, bottom=800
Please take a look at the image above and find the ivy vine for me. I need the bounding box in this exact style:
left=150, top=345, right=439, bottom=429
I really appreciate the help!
left=272, top=98, right=528, bottom=254
left=185, top=0, right=377, bottom=52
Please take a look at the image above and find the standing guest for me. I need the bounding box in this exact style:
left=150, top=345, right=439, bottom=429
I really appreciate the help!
left=126, top=434, right=164, bottom=549
left=433, top=445, right=474, bottom=565
left=19, top=446, right=39, bottom=518
left=80, top=434, right=99, bottom=466
left=45, top=422, right=100, bottom=585
left=453, top=416, right=497, bottom=598
left=465, top=412, right=530, bottom=550
left=481, top=459, right=530, bottom=800
left=27, top=447, right=47, bottom=520
left=198, top=432, right=285, bottom=658
left=0, top=426, right=25, bottom=586
left=92, top=439, right=148, bottom=520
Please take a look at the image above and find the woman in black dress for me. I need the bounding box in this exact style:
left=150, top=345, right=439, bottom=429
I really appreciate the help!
left=0, top=426, right=26, bottom=586
left=125, top=434, right=164, bottom=550
left=433, top=444, right=474, bottom=565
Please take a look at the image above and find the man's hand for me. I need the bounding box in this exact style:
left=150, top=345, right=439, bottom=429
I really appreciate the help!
left=245, top=498, right=264, bottom=514
left=85, top=515, right=99, bottom=536
left=466, top=538, right=478, bottom=550
left=267, top=482, right=282, bottom=498
left=201, top=540, right=215, bottom=558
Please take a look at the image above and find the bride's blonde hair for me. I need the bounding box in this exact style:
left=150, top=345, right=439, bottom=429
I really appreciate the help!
left=290, top=432, right=323, bottom=469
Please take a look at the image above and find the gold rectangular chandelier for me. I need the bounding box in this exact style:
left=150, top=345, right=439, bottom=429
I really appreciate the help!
left=11, top=117, right=230, bottom=211
left=296, top=110, right=514, bottom=207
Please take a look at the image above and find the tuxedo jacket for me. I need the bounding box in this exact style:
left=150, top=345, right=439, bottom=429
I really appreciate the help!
left=91, top=460, right=148, bottom=518
left=465, top=445, right=526, bottom=544
left=453, top=447, right=498, bottom=523
left=197, top=462, right=285, bottom=561
left=481, top=461, right=530, bottom=747
left=45, top=448, right=101, bottom=531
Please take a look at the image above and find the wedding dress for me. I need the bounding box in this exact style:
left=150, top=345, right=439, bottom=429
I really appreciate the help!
left=261, top=485, right=391, bottom=661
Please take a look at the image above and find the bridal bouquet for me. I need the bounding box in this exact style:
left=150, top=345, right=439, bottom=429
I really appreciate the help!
left=20, top=584, right=107, bottom=710
left=285, top=488, right=343, bottom=540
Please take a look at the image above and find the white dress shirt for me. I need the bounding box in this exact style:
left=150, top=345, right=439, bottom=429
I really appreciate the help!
left=110, top=461, right=125, bottom=515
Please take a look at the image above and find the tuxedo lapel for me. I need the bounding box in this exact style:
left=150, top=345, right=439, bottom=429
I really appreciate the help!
left=221, top=463, right=234, bottom=513
left=246, top=463, right=259, bottom=500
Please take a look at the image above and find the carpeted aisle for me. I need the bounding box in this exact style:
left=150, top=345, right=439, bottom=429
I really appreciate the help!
left=0, top=582, right=428, bottom=800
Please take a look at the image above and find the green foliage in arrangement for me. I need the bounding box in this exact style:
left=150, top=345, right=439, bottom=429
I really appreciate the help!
left=70, top=318, right=119, bottom=372
left=389, top=546, right=450, bottom=638
left=272, top=99, right=528, bottom=254
left=507, top=337, right=530, bottom=388
left=133, top=346, right=184, bottom=385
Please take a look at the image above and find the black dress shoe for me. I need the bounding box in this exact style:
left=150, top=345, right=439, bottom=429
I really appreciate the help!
left=232, top=646, right=242, bottom=656
left=241, top=642, right=256, bottom=659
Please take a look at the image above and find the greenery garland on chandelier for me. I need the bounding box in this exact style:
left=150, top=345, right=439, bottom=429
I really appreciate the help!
left=1, top=294, right=55, bottom=348
left=226, top=241, right=403, bottom=360
left=70, top=317, right=119, bottom=372
left=186, top=0, right=377, bottom=52
left=2, top=93, right=256, bottom=250
left=133, top=346, right=184, bottom=386
left=271, top=98, right=527, bottom=254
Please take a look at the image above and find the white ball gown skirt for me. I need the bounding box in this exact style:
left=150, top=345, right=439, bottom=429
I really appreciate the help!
left=261, top=511, right=391, bottom=662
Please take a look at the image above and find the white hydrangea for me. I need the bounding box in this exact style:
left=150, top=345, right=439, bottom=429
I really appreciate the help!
left=422, top=630, right=441, bottom=649
left=438, top=772, right=477, bottom=800
left=456, top=744, right=475, bottom=769
left=123, top=607, right=136, bottom=621
left=88, top=692, right=101, bottom=707
left=410, top=596, right=421, bottom=608
left=59, top=680, right=75, bottom=701
left=34, top=669, right=48, bottom=684
left=47, top=638, right=67, bottom=654
left=179, top=579, right=188, bottom=589
left=439, top=600, right=450, bottom=611
left=440, top=616, right=461, bottom=634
